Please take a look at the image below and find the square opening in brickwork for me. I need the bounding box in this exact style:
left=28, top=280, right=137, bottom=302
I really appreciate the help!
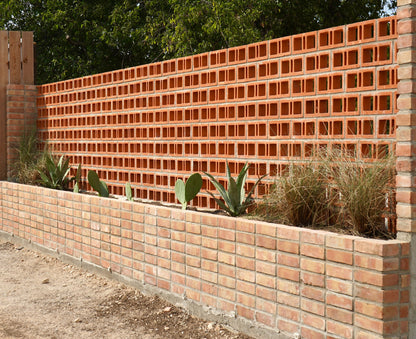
left=306, top=35, right=316, bottom=49
left=319, top=31, right=329, bottom=47
left=293, top=58, right=303, bottom=72
left=347, top=97, right=358, bottom=112
left=269, top=102, right=278, bottom=116
left=306, top=56, right=315, bottom=72
left=362, top=71, right=374, bottom=87
left=347, top=50, right=358, bottom=66
left=280, top=80, right=289, bottom=95
left=333, top=51, right=343, bottom=68
left=319, top=121, right=329, bottom=136
left=293, top=122, right=302, bottom=136
left=347, top=73, right=358, bottom=88
left=281, top=60, right=290, bottom=75
left=332, top=75, right=343, bottom=90
left=292, top=79, right=302, bottom=94
left=293, top=36, right=302, bottom=52
left=293, top=101, right=302, bottom=115
left=306, top=100, right=315, bottom=115
left=306, top=122, right=315, bottom=136
left=280, top=102, right=289, bottom=116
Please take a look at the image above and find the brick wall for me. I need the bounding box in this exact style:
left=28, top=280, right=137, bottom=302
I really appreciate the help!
left=6, top=84, right=38, bottom=178
left=0, top=181, right=409, bottom=338
left=0, top=31, right=34, bottom=179
left=36, top=16, right=398, bottom=208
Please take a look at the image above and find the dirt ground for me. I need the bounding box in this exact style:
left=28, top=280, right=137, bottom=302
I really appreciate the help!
left=0, top=241, right=252, bottom=339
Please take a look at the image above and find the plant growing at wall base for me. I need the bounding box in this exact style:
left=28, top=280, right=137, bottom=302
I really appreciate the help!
left=73, top=164, right=82, bottom=193
left=11, top=129, right=46, bottom=185
left=175, top=173, right=203, bottom=210
left=125, top=182, right=133, bottom=201
left=204, top=162, right=267, bottom=217
left=87, top=170, right=109, bottom=197
left=256, top=161, right=330, bottom=227
left=38, top=154, right=72, bottom=190
left=326, top=151, right=395, bottom=237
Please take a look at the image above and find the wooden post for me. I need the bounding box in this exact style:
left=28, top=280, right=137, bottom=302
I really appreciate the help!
left=0, top=31, right=35, bottom=180
left=0, top=31, right=9, bottom=180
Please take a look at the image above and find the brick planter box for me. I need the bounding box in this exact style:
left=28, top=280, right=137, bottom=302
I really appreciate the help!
left=0, top=181, right=410, bottom=338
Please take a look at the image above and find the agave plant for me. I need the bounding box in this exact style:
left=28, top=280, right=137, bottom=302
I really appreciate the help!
left=87, top=170, right=109, bottom=197
left=204, top=162, right=267, bottom=217
left=175, top=173, right=203, bottom=210
left=73, top=163, right=82, bottom=193
left=125, top=182, right=133, bottom=201
left=38, top=154, right=72, bottom=190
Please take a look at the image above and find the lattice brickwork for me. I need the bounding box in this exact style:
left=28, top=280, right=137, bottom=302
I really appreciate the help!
left=37, top=16, right=398, bottom=208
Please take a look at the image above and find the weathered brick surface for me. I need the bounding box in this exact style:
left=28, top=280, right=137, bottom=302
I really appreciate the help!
left=0, top=181, right=409, bottom=338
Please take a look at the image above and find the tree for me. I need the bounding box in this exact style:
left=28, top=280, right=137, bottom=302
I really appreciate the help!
left=0, top=0, right=396, bottom=84
left=0, top=0, right=153, bottom=83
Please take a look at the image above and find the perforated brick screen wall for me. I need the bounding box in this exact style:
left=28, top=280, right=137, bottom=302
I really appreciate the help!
left=36, top=16, right=398, bottom=208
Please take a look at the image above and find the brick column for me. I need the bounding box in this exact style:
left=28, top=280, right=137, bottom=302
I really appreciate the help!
left=397, top=0, right=416, bottom=336
left=6, top=84, right=38, bottom=179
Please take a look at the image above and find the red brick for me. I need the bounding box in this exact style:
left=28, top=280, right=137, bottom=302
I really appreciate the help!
left=301, top=327, right=325, bottom=339
left=326, top=293, right=353, bottom=310
left=300, top=257, right=325, bottom=274
left=300, top=243, right=324, bottom=259
left=327, top=320, right=353, bottom=339
left=326, top=263, right=353, bottom=280
left=278, top=267, right=300, bottom=282
left=355, top=300, right=399, bottom=320
left=255, top=312, right=275, bottom=327
left=355, top=314, right=399, bottom=335
left=354, top=270, right=399, bottom=287
left=326, top=306, right=353, bottom=324
left=278, top=305, right=300, bottom=322
left=301, top=286, right=324, bottom=301
left=326, top=248, right=353, bottom=264
left=302, top=312, right=325, bottom=330
left=277, top=240, right=299, bottom=254
left=256, top=235, right=276, bottom=250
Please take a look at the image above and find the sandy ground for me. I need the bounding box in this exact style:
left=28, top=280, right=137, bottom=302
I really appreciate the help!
left=0, top=241, right=252, bottom=339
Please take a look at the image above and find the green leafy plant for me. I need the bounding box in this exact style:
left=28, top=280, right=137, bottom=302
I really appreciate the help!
left=257, top=161, right=330, bottom=227
left=326, top=151, right=395, bottom=237
left=175, top=173, right=203, bottom=210
left=255, top=150, right=396, bottom=238
left=204, top=162, right=266, bottom=217
left=87, top=170, right=109, bottom=197
left=73, top=164, right=82, bottom=193
left=38, top=154, right=72, bottom=190
left=11, top=129, right=46, bottom=184
left=125, top=182, right=133, bottom=201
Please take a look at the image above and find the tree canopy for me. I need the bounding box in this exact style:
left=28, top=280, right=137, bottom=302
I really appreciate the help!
left=0, top=0, right=396, bottom=84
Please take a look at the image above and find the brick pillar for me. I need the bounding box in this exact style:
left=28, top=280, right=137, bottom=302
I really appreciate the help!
left=397, top=0, right=416, bottom=336
left=6, top=84, right=38, bottom=179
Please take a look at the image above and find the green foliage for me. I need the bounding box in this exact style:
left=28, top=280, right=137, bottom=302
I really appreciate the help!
left=73, top=163, right=82, bottom=193
left=0, top=0, right=394, bottom=84
left=255, top=151, right=396, bottom=238
left=38, top=154, right=72, bottom=190
left=175, top=173, right=203, bottom=210
left=204, top=162, right=266, bottom=217
left=87, top=170, right=109, bottom=197
left=257, top=162, right=330, bottom=227
left=325, top=151, right=395, bottom=237
left=125, top=182, right=133, bottom=201
left=11, top=129, right=45, bottom=185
